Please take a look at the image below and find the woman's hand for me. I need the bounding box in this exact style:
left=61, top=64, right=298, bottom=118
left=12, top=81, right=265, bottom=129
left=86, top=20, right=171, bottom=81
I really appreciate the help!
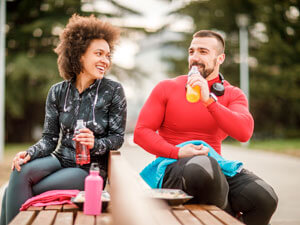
left=12, top=151, right=31, bottom=172
left=73, top=128, right=95, bottom=149
left=178, top=144, right=209, bottom=159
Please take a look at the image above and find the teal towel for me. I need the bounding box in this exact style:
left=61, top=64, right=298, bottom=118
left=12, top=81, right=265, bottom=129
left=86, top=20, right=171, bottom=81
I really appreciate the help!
left=140, top=140, right=243, bottom=188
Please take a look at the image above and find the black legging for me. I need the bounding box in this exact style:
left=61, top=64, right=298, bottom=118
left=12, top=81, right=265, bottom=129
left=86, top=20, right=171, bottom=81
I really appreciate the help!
left=0, top=156, right=89, bottom=225
left=162, top=155, right=229, bottom=209
left=162, top=155, right=278, bottom=225
left=226, top=169, right=278, bottom=225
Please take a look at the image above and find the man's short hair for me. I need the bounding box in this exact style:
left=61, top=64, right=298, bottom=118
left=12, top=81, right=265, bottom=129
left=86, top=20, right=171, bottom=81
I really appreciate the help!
left=193, top=30, right=225, bottom=54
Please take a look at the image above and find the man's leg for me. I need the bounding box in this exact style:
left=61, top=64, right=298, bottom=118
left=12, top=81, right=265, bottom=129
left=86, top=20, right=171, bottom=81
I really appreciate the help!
left=227, top=169, right=278, bottom=225
left=162, top=155, right=229, bottom=209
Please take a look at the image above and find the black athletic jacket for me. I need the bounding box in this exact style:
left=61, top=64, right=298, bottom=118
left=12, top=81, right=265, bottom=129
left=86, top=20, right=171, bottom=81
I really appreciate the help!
left=26, top=77, right=127, bottom=180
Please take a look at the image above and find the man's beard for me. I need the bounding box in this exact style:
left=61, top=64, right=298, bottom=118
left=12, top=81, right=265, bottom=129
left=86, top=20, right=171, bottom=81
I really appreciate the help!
left=190, top=58, right=217, bottom=78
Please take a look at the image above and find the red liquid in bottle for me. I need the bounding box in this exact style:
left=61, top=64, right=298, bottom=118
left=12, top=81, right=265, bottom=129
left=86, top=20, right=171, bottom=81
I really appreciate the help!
left=75, top=120, right=90, bottom=165
left=76, top=142, right=90, bottom=165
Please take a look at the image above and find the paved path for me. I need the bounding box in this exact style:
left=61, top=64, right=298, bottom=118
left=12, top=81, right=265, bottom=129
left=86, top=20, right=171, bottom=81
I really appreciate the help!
left=121, top=135, right=300, bottom=225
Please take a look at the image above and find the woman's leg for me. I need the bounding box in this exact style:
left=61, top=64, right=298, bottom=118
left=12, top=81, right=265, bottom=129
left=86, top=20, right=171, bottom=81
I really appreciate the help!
left=163, top=155, right=229, bottom=209
left=227, top=169, right=278, bottom=225
left=0, top=189, right=7, bottom=225
left=32, top=167, right=89, bottom=195
left=3, top=156, right=61, bottom=225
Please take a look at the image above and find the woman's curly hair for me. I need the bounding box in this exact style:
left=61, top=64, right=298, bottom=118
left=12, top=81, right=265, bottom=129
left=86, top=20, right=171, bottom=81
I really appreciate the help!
left=54, top=14, right=120, bottom=80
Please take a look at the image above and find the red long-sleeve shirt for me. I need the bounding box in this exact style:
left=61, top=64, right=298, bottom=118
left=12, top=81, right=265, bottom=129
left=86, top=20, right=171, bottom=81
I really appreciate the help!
left=134, top=75, right=254, bottom=159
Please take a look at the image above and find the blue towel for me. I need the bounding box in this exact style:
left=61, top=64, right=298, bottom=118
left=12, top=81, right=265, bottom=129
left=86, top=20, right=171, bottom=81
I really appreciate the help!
left=140, top=140, right=243, bottom=189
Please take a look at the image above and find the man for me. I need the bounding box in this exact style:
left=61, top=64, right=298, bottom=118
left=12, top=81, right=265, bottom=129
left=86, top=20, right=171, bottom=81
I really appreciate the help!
left=134, top=30, right=278, bottom=225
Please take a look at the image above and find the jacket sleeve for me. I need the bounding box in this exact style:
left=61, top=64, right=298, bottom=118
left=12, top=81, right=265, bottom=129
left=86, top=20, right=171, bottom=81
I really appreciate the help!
left=26, top=85, right=60, bottom=160
left=207, top=86, right=254, bottom=142
left=134, top=82, right=180, bottom=159
left=91, top=83, right=127, bottom=155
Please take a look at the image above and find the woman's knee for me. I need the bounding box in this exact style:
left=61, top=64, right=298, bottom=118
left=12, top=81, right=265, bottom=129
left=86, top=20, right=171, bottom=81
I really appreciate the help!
left=32, top=167, right=88, bottom=195
left=9, top=156, right=61, bottom=188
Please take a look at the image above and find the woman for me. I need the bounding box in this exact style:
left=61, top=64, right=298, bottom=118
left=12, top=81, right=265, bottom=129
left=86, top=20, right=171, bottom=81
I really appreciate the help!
left=1, top=14, right=126, bottom=224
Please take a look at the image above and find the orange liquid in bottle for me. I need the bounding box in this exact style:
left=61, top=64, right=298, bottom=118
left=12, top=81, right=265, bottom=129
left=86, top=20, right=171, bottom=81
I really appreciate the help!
left=186, top=66, right=201, bottom=103
left=186, top=85, right=201, bottom=103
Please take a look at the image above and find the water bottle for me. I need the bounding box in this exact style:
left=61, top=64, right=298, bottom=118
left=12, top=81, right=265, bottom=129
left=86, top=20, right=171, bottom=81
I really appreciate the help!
left=84, top=163, right=103, bottom=215
left=74, top=120, right=90, bottom=165
left=186, top=66, right=201, bottom=103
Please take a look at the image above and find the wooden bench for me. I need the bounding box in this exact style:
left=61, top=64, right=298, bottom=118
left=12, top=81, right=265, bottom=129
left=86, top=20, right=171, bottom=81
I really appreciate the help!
left=9, top=151, right=244, bottom=225
left=9, top=205, right=112, bottom=225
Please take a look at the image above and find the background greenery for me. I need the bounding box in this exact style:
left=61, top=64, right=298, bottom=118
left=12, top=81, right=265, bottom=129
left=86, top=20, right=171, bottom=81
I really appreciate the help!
left=5, top=0, right=141, bottom=142
left=162, top=0, right=300, bottom=140
left=4, top=0, right=300, bottom=144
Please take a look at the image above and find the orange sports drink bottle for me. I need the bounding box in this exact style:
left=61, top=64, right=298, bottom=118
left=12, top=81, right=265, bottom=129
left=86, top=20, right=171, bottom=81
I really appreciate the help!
left=186, top=66, right=201, bottom=103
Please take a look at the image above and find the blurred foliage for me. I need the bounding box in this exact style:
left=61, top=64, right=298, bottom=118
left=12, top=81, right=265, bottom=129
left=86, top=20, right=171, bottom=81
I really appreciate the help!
left=5, top=0, right=140, bottom=142
left=163, top=0, right=300, bottom=139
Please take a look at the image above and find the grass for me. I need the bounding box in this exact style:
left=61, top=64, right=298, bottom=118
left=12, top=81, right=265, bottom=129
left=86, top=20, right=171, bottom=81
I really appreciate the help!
left=224, top=138, right=300, bottom=157
left=0, top=143, right=34, bottom=186
left=4, top=143, right=33, bottom=155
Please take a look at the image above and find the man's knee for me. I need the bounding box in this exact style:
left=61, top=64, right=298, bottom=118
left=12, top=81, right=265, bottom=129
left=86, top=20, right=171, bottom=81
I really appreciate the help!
left=240, top=179, right=278, bottom=216
left=182, top=156, right=228, bottom=208
left=252, top=180, right=278, bottom=214
left=182, top=156, right=221, bottom=189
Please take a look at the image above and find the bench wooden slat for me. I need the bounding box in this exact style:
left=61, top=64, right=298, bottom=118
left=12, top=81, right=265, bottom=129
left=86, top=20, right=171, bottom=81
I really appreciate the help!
left=9, top=211, right=36, bottom=225
left=53, top=212, right=73, bottom=225
left=185, top=205, right=224, bottom=225
left=209, top=210, right=244, bottom=225
left=173, top=209, right=204, bottom=225
left=74, top=211, right=95, bottom=225
left=152, top=207, right=182, bottom=225
left=27, top=206, right=44, bottom=211
left=198, top=204, right=221, bottom=211
left=31, top=210, right=57, bottom=225
left=45, top=205, right=63, bottom=211
left=63, top=204, right=79, bottom=212
left=96, top=213, right=113, bottom=225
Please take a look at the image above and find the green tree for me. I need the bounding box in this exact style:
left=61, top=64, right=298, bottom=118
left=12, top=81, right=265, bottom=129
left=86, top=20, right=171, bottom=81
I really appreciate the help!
left=5, top=0, right=140, bottom=142
left=163, top=0, right=300, bottom=139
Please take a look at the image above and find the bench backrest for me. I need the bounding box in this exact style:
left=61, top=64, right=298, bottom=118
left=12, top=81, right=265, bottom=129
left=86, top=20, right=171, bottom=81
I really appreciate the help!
left=108, top=151, right=181, bottom=225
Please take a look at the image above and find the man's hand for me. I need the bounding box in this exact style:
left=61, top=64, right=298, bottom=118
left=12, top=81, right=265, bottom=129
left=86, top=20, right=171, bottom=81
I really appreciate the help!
left=187, top=74, right=210, bottom=102
left=12, top=151, right=31, bottom=172
left=178, top=144, right=209, bottom=159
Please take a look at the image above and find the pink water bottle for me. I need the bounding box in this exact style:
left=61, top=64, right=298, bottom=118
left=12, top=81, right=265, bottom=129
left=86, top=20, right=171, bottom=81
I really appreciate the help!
left=84, top=163, right=103, bottom=215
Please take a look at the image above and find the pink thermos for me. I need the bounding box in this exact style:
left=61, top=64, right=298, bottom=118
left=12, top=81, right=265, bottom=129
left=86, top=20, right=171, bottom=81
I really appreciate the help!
left=84, top=163, right=103, bottom=215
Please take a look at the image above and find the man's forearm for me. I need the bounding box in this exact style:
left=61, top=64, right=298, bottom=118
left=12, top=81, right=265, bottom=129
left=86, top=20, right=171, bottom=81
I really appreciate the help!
left=134, top=126, right=180, bottom=159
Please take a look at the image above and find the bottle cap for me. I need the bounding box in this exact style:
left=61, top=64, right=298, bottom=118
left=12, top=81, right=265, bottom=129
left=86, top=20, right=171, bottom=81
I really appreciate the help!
left=76, top=119, right=84, bottom=126
left=188, top=66, right=200, bottom=76
left=90, top=163, right=100, bottom=172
